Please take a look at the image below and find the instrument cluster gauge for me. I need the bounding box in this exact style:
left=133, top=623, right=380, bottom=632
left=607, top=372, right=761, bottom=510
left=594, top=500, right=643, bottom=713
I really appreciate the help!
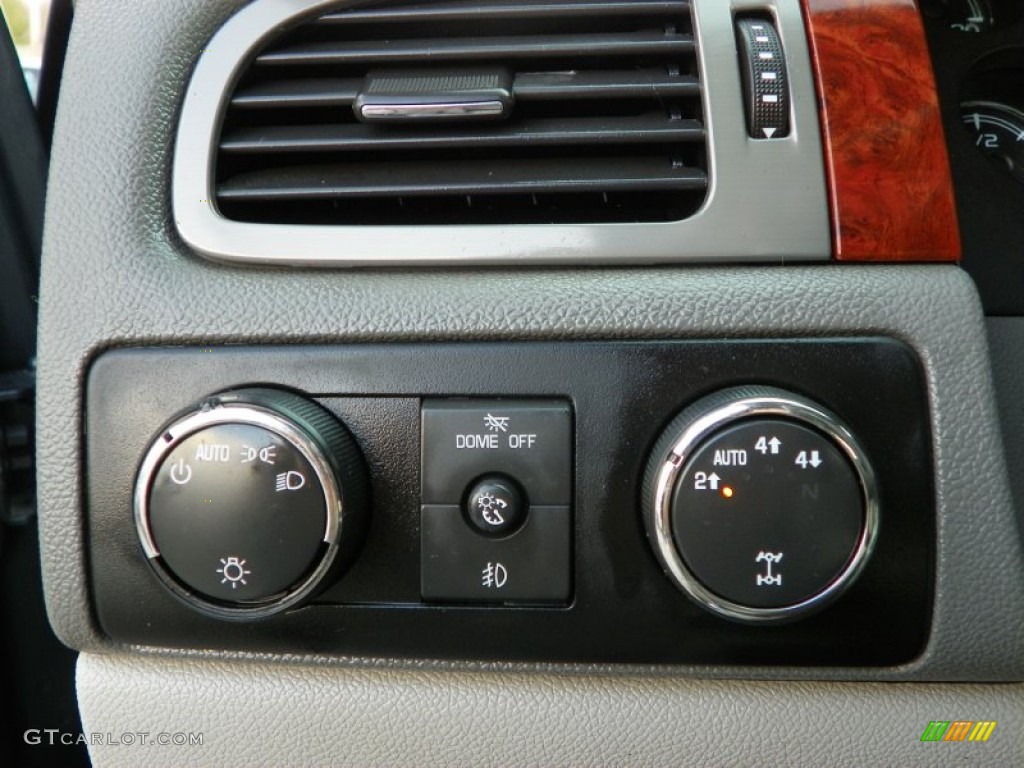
left=962, top=101, right=1024, bottom=183
left=922, top=0, right=995, bottom=33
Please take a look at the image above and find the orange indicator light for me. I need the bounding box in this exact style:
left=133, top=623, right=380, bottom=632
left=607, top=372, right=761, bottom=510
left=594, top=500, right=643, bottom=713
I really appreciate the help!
left=721, top=486, right=734, bottom=499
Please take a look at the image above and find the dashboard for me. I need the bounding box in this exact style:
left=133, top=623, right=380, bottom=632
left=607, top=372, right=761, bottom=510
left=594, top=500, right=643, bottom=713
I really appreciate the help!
left=26, top=0, right=1024, bottom=765
left=922, top=0, right=1024, bottom=314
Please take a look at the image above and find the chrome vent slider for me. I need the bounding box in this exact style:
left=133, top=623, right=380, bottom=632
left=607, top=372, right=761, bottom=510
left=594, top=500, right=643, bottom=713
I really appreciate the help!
left=354, top=68, right=515, bottom=122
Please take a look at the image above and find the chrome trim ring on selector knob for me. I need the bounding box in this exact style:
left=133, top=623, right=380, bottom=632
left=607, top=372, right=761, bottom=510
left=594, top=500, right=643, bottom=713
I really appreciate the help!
left=134, top=388, right=368, bottom=620
left=642, top=386, right=880, bottom=623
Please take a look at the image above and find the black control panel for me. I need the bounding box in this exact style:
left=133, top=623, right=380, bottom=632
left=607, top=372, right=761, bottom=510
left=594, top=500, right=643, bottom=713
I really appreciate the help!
left=87, top=341, right=933, bottom=665
left=421, top=400, right=572, bottom=604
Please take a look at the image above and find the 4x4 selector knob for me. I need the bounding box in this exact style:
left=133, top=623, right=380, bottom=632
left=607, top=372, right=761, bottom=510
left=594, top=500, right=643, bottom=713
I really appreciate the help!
left=134, top=388, right=368, bottom=620
left=642, top=387, right=879, bottom=622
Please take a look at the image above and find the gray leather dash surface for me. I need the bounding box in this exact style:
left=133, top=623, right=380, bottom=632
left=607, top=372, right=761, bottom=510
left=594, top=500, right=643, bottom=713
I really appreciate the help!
left=77, top=653, right=1024, bottom=767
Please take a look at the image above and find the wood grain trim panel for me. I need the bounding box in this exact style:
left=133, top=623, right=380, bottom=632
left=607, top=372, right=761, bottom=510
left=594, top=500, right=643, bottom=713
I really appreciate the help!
left=800, top=0, right=960, bottom=261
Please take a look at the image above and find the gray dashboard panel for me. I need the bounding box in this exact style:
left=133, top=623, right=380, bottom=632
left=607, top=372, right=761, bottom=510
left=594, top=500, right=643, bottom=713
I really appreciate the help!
left=39, top=0, right=1024, bottom=678
left=36, top=0, right=1024, bottom=765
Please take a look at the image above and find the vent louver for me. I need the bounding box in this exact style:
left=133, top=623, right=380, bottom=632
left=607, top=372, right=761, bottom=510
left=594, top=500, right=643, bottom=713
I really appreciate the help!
left=215, top=0, right=708, bottom=225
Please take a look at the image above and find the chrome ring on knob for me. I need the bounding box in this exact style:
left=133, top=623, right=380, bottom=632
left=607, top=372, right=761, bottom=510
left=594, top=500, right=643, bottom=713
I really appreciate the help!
left=647, top=391, right=880, bottom=623
left=134, top=402, right=344, bottom=620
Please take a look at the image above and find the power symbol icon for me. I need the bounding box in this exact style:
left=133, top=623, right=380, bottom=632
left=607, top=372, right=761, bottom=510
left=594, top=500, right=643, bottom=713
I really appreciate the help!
left=169, top=458, right=193, bottom=485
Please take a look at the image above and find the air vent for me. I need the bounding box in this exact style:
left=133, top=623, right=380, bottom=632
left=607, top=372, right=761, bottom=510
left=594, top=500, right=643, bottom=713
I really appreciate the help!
left=214, top=0, right=708, bottom=226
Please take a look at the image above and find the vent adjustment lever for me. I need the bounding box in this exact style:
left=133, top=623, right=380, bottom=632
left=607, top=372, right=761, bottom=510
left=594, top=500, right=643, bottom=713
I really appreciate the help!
left=354, top=68, right=514, bottom=123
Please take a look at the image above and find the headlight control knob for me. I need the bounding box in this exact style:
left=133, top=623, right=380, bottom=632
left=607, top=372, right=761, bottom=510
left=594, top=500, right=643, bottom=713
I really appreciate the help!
left=134, top=388, right=368, bottom=619
left=642, top=387, right=879, bottom=622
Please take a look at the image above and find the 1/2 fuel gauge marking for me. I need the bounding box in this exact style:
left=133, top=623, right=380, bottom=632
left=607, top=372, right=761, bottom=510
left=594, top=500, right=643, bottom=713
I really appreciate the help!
left=962, top=101, right=1024, bottom=183
left=922, top=0, right=995, bottom=33
left=950, top=0, right=994, bottom=32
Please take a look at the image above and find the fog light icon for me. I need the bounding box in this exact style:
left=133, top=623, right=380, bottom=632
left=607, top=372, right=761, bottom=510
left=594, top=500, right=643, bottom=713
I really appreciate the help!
left=482, top=562, right=508, bottom=589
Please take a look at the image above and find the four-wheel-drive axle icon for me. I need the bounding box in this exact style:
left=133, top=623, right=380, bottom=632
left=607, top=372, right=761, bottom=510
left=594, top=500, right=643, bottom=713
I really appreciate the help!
left=755, top=551, right=783, bottom=586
